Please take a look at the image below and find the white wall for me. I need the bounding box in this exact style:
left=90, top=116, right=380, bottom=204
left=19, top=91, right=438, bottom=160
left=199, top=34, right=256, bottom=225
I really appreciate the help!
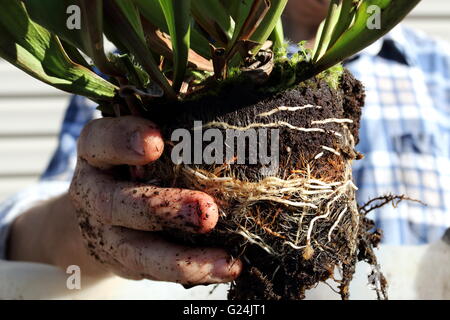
left=0, top=62, right=69, bottom=201
left=404, top=0, right=450, bottom=42
left=0, top=0, right=450, bottom=202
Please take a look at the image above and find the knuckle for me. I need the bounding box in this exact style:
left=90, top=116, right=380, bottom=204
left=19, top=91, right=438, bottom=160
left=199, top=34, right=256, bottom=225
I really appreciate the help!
left=173, top=259, right=199, bottom=284
left=77, top=120, right=96, bottom=154
left=117, top=242, right=145, bottom=272
left=117, top=242, right=133, bottom=265
left=68, top=183, right=78, bottom=205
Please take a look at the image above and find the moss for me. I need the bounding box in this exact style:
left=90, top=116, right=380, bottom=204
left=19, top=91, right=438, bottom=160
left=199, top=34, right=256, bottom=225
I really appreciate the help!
left=188, top=42, right=343, bottom=102
left=185, top=63, right=343, bottom=105
left=315, top=63, right=344, bottom=90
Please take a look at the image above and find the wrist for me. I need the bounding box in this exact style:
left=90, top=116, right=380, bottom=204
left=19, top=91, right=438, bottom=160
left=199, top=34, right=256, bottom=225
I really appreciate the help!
left=45, top=194, right=111, bottom=277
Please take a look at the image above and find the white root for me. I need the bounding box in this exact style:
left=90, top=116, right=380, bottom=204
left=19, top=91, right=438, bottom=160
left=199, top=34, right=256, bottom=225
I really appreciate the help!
left=327, top=207, right=348, bottom=242
left=257, top=104, right=322, bottom=117
left=311, top=118, right=353, bottom=125
left=314, top=152, right=324, bottom=160
left=236, top=227, right=276, bottom=255
left=283, top=241, right=306, bottom=250
left=201, top=121, right=327, bottom=133
left=322, top=145, right=341, bottom=156
left=174, top=119, right=359, bottom=257
left=306, top=180, right=354, bottom=245
left=200, top=121, right=346, bottom=140
left=248, top=197, right=318, bottom=209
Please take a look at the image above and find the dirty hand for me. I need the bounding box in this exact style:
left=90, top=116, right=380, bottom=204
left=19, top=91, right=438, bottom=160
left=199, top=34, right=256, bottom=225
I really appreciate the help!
left=68, top=116, right=242, bottom=284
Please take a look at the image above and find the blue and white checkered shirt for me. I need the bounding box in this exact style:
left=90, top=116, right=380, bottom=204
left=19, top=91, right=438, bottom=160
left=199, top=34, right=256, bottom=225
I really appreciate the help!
left=1, top=25, right=449, bottom=259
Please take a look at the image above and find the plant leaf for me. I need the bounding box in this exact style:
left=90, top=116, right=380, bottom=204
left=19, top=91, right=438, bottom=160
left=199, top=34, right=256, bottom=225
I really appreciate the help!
left=133, top=0, right=211, bottom=59
left=141, top=21, right=213, bottom=72
left=132, top=0, right=168, bottom=32
left=0, top=0, right=117, bottom=100
left=158, top=0, right=192, bottom=92
left=225, top=0, right=270, bottom=66
left=250, top=0, right=288, bottom=47
left=304, top=0, right=421, bottom=80
left=23, top=0, right=118, bottom=75
left=223, top=0, right=242, bottom=21
left=191, top=0, right=235, bottom=47
left=60, top=39, right=92, bottom=70
left=312, top=0, right=341, bottom=62
left=327, top=0, right=359, bottom=50
left=269, top=18, right=284, bottom=51
left=103, top=0, right=176, bottom=99
left=229, top=0, right=270, bottom=47
left=112, top=0, right=146, bottom=42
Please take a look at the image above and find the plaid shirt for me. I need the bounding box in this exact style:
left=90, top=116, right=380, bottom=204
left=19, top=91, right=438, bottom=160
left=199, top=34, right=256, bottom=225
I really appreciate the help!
left=349, top=26, right=450, bottom=245
left=1, top=26, right=449, bottom=259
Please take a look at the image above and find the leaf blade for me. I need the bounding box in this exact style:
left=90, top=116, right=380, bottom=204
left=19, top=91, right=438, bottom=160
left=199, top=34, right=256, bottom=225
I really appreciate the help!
left=0, top=0, right=117, bottom=100
left=302, top=0, right=421, bottom=80
left=159, top=0, right=192, bottom=92
left=103, top=0, right=176, bottom=99
left=23, top=0, right=117, bottom=75
left=191, top=0, right=234, bottom=46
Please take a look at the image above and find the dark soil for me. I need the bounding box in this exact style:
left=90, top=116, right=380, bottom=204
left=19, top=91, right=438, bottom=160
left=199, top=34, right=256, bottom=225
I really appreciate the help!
left=135, top=69, right=382, bottom=300
left=145, top=70, right=363, bottom=181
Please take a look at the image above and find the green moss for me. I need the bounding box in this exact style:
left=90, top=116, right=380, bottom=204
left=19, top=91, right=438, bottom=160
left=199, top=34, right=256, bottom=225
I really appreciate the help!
left=184, top=42, right=344, bottom=102
left=271, top=41, right=344, bottom=90
left=314, top=63, right=344, bottom=90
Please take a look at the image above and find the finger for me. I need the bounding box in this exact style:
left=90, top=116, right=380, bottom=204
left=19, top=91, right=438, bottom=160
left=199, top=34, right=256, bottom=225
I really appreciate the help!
left=78, top=116, right=164, bottom=168
left=105, top=227, right=242, bottom=284
left=70, top=160, right=219, bottom=234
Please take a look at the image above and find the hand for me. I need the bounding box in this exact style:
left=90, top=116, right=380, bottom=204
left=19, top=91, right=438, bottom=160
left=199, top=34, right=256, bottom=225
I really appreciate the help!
left=8, top=116, right=241, bottom=286
left=69, top=116, right=242, bottom=284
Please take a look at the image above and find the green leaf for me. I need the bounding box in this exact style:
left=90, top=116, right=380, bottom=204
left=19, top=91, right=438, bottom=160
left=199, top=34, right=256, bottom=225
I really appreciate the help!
left=229, top=0, right=270, bottom=47
left=327, top=0, right=359, bottom=50
left=132, top=0, right=168, bottom=32
left=158, top=0, right=192, bottom=92
left=312, top=0, right=341, bottom=62
left=269, top=18, right=284, bottom=51
left=223, top=0, right=242, bottom=21
left=250, top=0, right=288, bottom=46
left=113, top=0, right=146, bottom=42
left=225, top=0, right=270, bottom=64
left=133, top=0, right=211, bottom=59
left=191, top=0, right=235, bottom=46
left=190, top=26, right=213, bottom=59
left=103, top=0, right=176, bottom=99
left=304, top=0, right=421, bottom=80
left=0, top=0, right=117, bottom=100
left=23, top=0, right=117, bottom=75
left=60, top=39, right=92, bottom=70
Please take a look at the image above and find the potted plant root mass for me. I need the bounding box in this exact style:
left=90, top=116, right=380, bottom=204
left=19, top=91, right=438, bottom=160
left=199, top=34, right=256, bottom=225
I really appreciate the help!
left=0, top=0, right=421, bottom=300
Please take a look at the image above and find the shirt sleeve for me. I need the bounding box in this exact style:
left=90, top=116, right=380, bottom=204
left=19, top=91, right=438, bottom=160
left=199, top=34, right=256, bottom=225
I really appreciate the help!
left=0, top=181, right=70, bottom=259
left=41, top=95, right=100, bottom=182
left=0, top=95, right=98, bottom=260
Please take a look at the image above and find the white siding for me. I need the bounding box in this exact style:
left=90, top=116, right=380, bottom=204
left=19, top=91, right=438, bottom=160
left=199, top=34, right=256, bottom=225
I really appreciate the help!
left=0, top=1, right=449, bottom=202
left=0, top=62, right=69, bottom=201
left=405, top=0, right=450, bottom=42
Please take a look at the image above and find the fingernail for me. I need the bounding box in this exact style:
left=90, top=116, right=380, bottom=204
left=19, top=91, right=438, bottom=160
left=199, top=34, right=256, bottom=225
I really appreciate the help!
left=130, top=131, right=146, bottom=156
